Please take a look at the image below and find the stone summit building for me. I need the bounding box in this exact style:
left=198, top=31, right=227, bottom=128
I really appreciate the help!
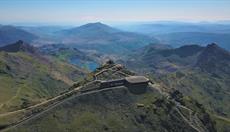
left=124, top=76, right=149, bottom=94
left=100, top=76, right=149, bottom=94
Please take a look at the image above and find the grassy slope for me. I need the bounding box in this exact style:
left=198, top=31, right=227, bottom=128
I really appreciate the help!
left=7, top=64, right=215, bottom=132
left=0, top=51, right=85, bottom=113
left=151, top=70, right=230, bottom=131
left=9, top=88, right=212, bottom=132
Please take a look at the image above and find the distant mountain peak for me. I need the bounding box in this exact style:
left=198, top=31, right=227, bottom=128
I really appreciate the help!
left=85, top=22, right=104, bottom=26
left=16, top=40, right=24, bottom=45
left=207, top=43, right=218, bottom=47
left=60, top=22, right=120, bottom=36
left=78, top=22, right=120, bottom=32
left=83, top=22, right=107, bottom=26
left=0, top=25, right=38, bottom=46
left=201, top=43, right=230, bottom=57
left=0, top=40, right=37, bottom=53
left=205, top=43, right=223, bottom=51
left=196, top=43, right=230, bottom=74
left=80, top=22, right=112, bottom=30
left=156, top=44, right=205, bottom=58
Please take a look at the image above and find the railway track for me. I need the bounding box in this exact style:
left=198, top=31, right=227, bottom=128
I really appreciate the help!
left=0, top=65, right=206, bottom=132
left=0, top=64, right=131, bottom=132
left=0, top=86, right=127, bottom=132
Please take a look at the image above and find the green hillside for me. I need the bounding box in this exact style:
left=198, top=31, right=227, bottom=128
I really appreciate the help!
left=125, top=44, right=203, bottom=75
left=125, top=43, right=230, bottom=131
left=0, top=42, right=86, bottom=113
left=156, top=44, right=230, bottom=131
left=6, top=62, right=216, bottom=132
left=153, top=69, right=230, bottom=132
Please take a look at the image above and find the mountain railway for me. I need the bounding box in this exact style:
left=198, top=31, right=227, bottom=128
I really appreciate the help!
left=0, top=75, right=149, bottom=132
left=0, top=64, right=205, bottom=132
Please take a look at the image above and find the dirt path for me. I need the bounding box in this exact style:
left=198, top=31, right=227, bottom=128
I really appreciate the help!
left=148, top=82, right=206, bottom=132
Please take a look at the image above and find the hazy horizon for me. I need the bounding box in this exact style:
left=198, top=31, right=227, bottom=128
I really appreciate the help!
left=1, top=20, right=230, bottom=27
left=1, top=0, right=230, bottom=26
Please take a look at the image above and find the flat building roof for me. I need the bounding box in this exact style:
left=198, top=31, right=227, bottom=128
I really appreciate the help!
left=125, top=76, right=149, bottom=84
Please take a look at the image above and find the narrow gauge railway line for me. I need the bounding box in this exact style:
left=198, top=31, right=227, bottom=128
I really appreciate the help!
left=0, top=65, right=205, bottom=132
left=0, top=85, right=127, bottom=132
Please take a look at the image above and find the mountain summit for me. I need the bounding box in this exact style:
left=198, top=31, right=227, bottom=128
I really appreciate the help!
left=196, top=43, right=230, bottom=75
left=74, top=22, right=120, bottom=33
left=57, top=23, right=157, bottom=54
left=59, top=22, right=120, bottom=36
left=0, top=40, right=37, bottom=53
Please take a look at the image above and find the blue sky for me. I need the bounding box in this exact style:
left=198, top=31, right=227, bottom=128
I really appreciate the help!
left=0, top=0, right=230, bottom=25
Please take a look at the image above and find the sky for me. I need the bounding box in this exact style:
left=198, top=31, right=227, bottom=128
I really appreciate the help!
left=0, top=0, right=230, bottom=25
